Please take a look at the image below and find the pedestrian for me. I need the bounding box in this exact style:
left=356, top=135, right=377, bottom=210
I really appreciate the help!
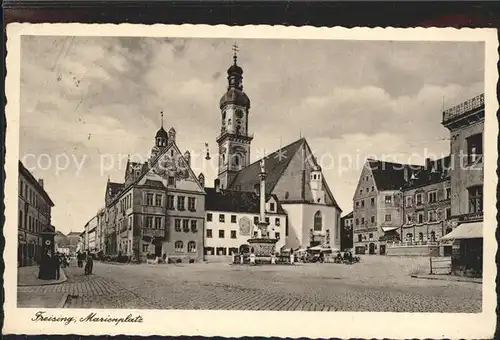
left=53, top=252, right=61, bottom=280
left=85, top=250, right=94, bottom=275
left=77, top=252, right=83, bottom=268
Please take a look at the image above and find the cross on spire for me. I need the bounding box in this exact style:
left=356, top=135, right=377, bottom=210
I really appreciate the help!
left=232, top=43, right=239, bottom=64
left=160, top=111, right=164, bottom=128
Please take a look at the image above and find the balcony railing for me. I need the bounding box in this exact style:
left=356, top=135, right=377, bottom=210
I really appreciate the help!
left=388, top=240, right=439, bottom=248
left=442, top=93, right=484, bottom=123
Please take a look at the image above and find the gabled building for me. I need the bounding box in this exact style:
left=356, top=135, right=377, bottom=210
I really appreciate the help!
left=203, top=184, right=287, bottom=258
left=104, top=121, right=206, bottom=263
left=213, top=52, right=342, bottom=252
left=352, top=159, right=424, bottom=255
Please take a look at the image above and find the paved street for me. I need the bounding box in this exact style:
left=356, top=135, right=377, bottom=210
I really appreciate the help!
left=18, top=256, right=481, bottom=312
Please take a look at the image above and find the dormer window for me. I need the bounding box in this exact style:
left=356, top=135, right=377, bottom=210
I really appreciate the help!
left=270, top=202, right=275, bottom=211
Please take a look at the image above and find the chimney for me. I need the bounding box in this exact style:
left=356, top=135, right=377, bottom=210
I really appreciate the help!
left=198, top=173, right=205, bottom=188
left=214, top=178, right=220, bottom=193
left=38, top=179, right=44, bottom=188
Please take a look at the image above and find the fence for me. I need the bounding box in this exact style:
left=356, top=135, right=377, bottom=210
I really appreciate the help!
left=429, top=256, right=452, bottom=275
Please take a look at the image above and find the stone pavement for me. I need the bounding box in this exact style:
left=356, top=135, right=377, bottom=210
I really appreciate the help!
left=411, top=274, right=482, bottom=284
left=18, top=265, right=67, bottom=286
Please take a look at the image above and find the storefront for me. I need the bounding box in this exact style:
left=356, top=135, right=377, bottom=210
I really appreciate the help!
left=440, top=221, right=482, bottom=277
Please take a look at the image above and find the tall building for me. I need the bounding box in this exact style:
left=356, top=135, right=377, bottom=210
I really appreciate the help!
left=18, top=161, right=55, bottom=266
left=212, top=51, right=343, bottom=251
left=441, top=93, right=484, bottom=275
left=104, top=120, right=206, bottom=263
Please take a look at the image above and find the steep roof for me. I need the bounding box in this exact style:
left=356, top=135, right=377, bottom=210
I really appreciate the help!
left=401, top=156, right=451, bottom=190
left=107, top=181, right=125, bottom=196
left=228, top=138, right=305, bottom=193
left=342, top=211, right=353, bottom=219
left=18, top=161, right=55, bottom=206
left=205, top=188, right=286, bottom=215
left=368, top=159, right=424, bottom=191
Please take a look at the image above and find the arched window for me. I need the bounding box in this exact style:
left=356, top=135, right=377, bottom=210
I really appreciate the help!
left=313, top=211, right=322, bottom=231
left=187, top=241, right=196, bottom=253
left=233, top=154, right=240, bottom=166
left=174, top=241, right=184, bottom=252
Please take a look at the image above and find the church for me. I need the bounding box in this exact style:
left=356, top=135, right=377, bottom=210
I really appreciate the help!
left=97, top=48, right=343, bottom=262
left=205, top=50, right=343, bottom=254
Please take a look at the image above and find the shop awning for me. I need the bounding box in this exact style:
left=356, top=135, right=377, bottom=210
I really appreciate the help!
left=440, top=222, right=483, bottom=241
left=382, top=226, right=399, bottom=232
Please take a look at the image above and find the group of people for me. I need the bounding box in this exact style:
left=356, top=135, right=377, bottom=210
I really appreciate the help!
left=38, top=250, right=68, bottom=280
left=77, top=250, right=94, bottom=275
left=335, top=251, right=358, bottom=264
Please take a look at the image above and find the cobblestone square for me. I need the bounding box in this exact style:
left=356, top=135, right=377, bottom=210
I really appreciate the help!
left=18, top=256, right=482, bottom=312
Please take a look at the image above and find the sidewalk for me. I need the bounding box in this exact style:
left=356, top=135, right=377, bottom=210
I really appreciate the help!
left=411, top=274, right=482, bottom=284
left=18, top=265, right=67, bottom=286
left=18, top=291, right=69, bottom=308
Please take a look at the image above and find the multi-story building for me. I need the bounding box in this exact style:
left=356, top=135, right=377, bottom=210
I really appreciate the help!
left=391, top=157, right=452, bottom=256
left=441, top=93, right=484, bottom=275
left=18, top=161, right=55, bottom=266
left=95, top=208, right=106, bottom=254
left=340, top=212, right=353, bottom=251
left=204, top=183, right=287, bottom=258
left=352, top=159, right=422, bottom=255
left=66, top=231, right=82, bottom=255
left=104, top=122, right=206, bottom=263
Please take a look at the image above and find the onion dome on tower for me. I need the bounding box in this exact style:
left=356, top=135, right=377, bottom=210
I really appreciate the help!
left=219, top=45, right=250, bottom=110
left=155, top=111, right=168, bottom=148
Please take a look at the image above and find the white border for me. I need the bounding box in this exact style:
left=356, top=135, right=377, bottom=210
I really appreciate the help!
left=4, top=24, right=498, bottom=338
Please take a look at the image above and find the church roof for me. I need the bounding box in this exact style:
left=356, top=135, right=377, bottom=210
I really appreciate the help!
left=205, top=188, right=286, bottom=215
left=368, top=159, right=424, bottom=191
left=228, top=138, right=305, bottom=194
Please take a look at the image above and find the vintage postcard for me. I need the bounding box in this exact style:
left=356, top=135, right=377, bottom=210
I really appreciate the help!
left=3, top=24, right=498, bottom=338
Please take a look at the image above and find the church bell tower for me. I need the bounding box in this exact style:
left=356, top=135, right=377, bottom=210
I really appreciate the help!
left=217, top=44, right=253, bottom=189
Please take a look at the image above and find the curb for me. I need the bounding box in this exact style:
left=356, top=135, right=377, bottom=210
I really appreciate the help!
left=410, top=274, right=482, bottom=284
left=18, top=268, right=68, bottom=287
left=56, top=293, right=70, bottom=308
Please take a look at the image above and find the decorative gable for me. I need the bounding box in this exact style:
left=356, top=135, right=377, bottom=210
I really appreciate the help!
left=353, top=160, right=377, bottom=201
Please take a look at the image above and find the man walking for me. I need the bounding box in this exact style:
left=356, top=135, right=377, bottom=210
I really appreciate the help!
left=53, top=252, right=61, bottom=280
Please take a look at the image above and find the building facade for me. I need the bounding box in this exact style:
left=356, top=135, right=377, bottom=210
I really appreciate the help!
left=204, top=186, right=287, bottom=258
left=18, top=161, right=55, bottom=267
left=66, top=231, right=82, bottom=255
left=441, top=93, right=484, bottom=275
left=103, top=123, right=206, bottom=263
left=340, top=212, right=353, bottom=251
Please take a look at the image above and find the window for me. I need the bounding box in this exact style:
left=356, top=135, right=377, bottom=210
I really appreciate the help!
left=361, top=200, right=365, bottom=208
left=265, top=217, right=270, bottom=224
left=154, top=217, right=162, bottom=229
left=430, top=231, right=436, bottom=242
left=129, top=216, right=133, bottom=230
left=361, top=217, right=365, bottom=224
left=406, top=233, right=413, bottom=241
left=384, top=214, right=391, bottom=222
left=219, top=230, right=225, bottom=238
left=155, top=194, right=162, bottom=206
left=275, top=232, right=280, bottom=239
left=370, top=198, right=375, bottom=206
left=416, top=194, right=423, bottom=205
left=406, top=214, right=412, bottom=224
left=174, top=241, right=184, bottom=252
left=146, top=193, right=154, bottom=206
left=406, top=196, right=413, bottom=207
left=270, top=203, right=275, bottom=211
left=369, top=233, right=373, bottom=240
left=356, top=201, right=360, bottom=208
left=182, top=219, right=189, bottom=232
left=191, top=220, right=198, bottom=232
left=146, top=216, right=153, bottom=228
left=419, top=232, right=424, bottom=241
left=253, top=216, right=259, bottom=224
left=446, top=188, right=451, bottom=200
left=167, top=195, right=175, bottom=210
left=168, top=176, right=175, bottom=186
left=358, top=234, right=362, bottom=242
left=177, top=196, right=185, bottom=210
left=428, top=191, right=437, bottom=203
left=174, top=219, right=181, bottom=232
left=371, top=216, right=375, bottom=223
left=18, top=211, right=23, bottom=229
left=385, top=196, right=392, bottom=204
left=313, top=211, right=322, bottom=231
left=142, top=244, right=149, bottom=253
left=219, top=214, right=225, bottom=223
left=445, top=208, right=451, bottom=219
left=206, top=229, right=213, bottom=238
left=467, top=133, right=483, bottom=164
left=371, top=186, right=374, bottom=192
left=231, top=215, right=237, bottom=223
left=188, top=241, right=196, bottom=253
left=428, top=211, right=437, bottom=222
left=359, top=189, right=363, bottom=195
left=188, top=197, right=196, bottom=211
left=468, top=186, right=483, bottom=213
left=207, top=213, right=213, bottom=222
left=355, top=218, right=359, bottom=226
left=231, top=230, right=237, bottom=239
left=417, top=212, right=424, bottom=224
left=275, top=218, right=280, bottom=226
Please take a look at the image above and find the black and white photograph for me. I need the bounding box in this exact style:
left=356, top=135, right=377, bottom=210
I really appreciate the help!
left=4, top=24, right=497, bottom=338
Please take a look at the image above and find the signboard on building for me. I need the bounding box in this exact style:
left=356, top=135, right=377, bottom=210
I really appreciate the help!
left=458, top=212, right=483, bottom=223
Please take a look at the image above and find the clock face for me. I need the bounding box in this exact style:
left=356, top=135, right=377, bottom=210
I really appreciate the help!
left=235, top=109, right=244, bottom=119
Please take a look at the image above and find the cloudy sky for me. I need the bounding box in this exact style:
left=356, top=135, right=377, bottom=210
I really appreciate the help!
left=20, top=36, right=484, bottom=235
